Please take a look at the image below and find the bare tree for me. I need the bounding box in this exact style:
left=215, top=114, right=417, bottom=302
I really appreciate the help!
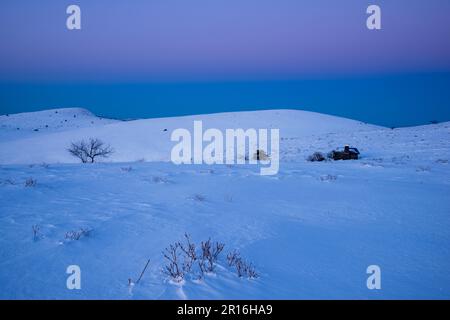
left=68, top=138, right=114, bottom=163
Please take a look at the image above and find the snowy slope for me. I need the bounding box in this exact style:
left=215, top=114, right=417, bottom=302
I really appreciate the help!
left=0, top=108, right=449, bottom=299
left=0, top=109, right=380, bottom=165
left=0, top=108, right=118, bottom=143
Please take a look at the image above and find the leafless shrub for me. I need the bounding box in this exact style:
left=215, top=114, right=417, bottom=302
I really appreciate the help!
left=152, top=176, right=170, bottom=184
left=307, top=152, right=326, bottom=162
left=227, top=250, right=241, bottom=267
left=25, top=178, right=37, bottom=187
left=319, top=174, right=337, bottom=182
left=68, top=138, right=114, bottom=163
left=65, top=228, right=91, bottom=241
left=162, top=243, right=184, bottom=282
left=161, top=235, right=261, bottom=282
left=179, top=233, right=197, bottom=273
left=198, top=239, right=225, bottom=274
left=121, top=166, right=133, bottom=172
left=235, top=260, right=258, bottom=278
left=163, top=235, right=226, bottom=281
left=32, top=224, right=41, bottom=241
left=227, top=250, right=258, bottom=279
left=190, top=194, right=206, bottom=202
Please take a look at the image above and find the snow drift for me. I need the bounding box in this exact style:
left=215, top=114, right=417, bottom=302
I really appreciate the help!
left=0, top=108, right=449, bottom=299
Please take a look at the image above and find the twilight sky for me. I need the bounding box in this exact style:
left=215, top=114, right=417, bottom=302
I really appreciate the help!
left=0, top=1, right=449, bottom=127
left=1, top=0, right=449, bottom=81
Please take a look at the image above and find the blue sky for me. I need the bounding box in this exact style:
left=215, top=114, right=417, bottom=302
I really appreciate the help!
left=0, top=1, right=449, bottom=126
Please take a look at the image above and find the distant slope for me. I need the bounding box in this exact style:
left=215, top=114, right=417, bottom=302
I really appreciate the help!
left=0, top=108, right=383, bottom=165
left=0, top=108, right=119, bottom=142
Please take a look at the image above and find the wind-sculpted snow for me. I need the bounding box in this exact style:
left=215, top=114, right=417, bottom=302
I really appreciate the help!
left=0, top=109, right=449, bottom=299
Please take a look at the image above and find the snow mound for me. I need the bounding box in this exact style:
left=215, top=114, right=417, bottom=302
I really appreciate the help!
left=0, top=108, right=383, bottom=165
left=0, top=108, right=118, bottom=142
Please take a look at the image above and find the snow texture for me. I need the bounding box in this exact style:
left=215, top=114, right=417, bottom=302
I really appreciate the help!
left=0, top=108, right=449, bottom=299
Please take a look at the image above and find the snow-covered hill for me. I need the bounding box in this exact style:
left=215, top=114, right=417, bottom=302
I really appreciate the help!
left=0, top=108, right=118, bottom=142
left=0, top=108, right=449, bottom=299
left=0, top=108, right=381, bottom=165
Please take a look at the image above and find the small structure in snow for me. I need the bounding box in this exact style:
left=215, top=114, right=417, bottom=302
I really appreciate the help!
left=330, top=145, right=360, bottom=160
